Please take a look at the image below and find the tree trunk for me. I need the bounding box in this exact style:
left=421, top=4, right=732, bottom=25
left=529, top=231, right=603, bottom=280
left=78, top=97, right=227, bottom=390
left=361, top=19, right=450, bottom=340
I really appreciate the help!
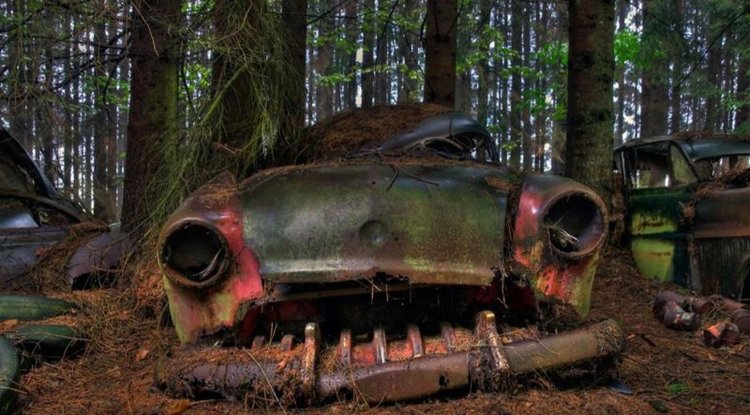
left=670, top=0, right=683, bottom=134
left=737, top=55, right=750, bottom=131
left=314, top=0, right=334, bottom=119
left=121, top=0, right=181, bottom=235
left=282, top=0, right=307, bottom=137
left=475, top=0, right=491, bottom=124
left=640, top=0, right=669, bottom=138
left=398, top=0, right=419, bottom=103
left=424, top=0, right=457, bottom=107
left=345, top=0, right=358, bottom=109
left=614, top=0, right=627, bottom=144
left=375, top=0, right=391, bottom=105
left=704, top=17, right=723, bottom=131
left=93, top=15, right=115, bottom=221
left=362, top=0, right=376, bottom=108
left=566, top=0, right=615, bottom=200
left=522, top=2, right=533, bottom=170
left=550, top=2, right=568, bottom=174
left=509, top=0, right=522, bottom=170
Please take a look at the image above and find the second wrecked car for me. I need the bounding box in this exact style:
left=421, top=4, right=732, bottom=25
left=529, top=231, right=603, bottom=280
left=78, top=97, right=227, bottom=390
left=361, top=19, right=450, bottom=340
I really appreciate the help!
left=156, top=108, right=623, bottom=404
left=0, top=129, right=125, bottom=289
left=615, top=133, right=750, bottom=300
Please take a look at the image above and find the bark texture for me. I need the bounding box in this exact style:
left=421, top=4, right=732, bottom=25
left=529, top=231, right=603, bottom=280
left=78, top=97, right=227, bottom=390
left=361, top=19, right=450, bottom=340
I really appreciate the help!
left=424, top=0, right=457, bottom=107
left=282, top=0, right=307, bottom=136
left=640, top=0, right=669, bottom=138
left=121, top=0, right=181, bottom=234
left=566, top=0, right=615, bottom=200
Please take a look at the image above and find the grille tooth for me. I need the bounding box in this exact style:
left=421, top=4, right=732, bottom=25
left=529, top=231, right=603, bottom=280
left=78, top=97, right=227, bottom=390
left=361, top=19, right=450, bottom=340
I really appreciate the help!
left=372, top=327, right=388, bottom=364
left=281, top=334, right=295, bottom=351
left=406, top=324, right=424, bottom=358
left=251, top=335, right=266, bottom=349
left=440, top=322, right=456, bottom=352
left=338, top=329, right=352, bottom=366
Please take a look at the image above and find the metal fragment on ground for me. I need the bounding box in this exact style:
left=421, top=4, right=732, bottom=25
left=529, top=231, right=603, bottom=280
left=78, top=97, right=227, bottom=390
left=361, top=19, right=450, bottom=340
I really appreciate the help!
left=659, top=301, right=701, bottom=331
left=703, top=322, right=740, bottom=347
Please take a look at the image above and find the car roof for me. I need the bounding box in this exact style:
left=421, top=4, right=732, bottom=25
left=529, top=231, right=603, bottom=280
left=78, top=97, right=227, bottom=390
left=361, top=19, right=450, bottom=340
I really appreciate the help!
left=0, top=127, right=58, bottom=198
left=375, top=112, right=499, bottom=163
left=614, top=132, right=750, bottom=162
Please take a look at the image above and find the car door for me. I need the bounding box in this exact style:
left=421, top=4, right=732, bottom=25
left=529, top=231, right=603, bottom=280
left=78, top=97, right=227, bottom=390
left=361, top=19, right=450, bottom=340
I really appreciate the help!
left=620, top=141, right=699, bottom=287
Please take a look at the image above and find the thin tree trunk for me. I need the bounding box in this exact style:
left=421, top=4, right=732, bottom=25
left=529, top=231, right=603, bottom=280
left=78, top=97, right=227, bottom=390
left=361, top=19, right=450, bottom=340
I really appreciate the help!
left=424, top=0, right=457, bottom=107
left=93, top=15, right=114, bottom=221
left=314, top=0, right=333, bottom=119
left=704, top=19, right=723, bottom=131
left=640, top=0, right=668, bottom=137
left=345, top=0, right=358, bottom=109
left=282, top=0, right=307, bottom=137
left=361, top=0, right=376, bottom=108
left=509, top=0, right=522, bottom=170
left=737, top=55, right=750, bottom=130
left=375, top=0, right=391, bottom=105
left=522, top=2, right=532, bottom=170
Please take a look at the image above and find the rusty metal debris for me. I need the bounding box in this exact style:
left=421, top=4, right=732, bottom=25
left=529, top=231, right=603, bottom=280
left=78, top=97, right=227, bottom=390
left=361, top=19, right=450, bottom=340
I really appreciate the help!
left=156, top=313, right=624, bottom=405
left=654, top=291, right=750, bottom=335
left=654, top=291, right=714, bottom=314
left=657, top=301, right=701, bottom=331
left=703, top=322, right=740, bottom=347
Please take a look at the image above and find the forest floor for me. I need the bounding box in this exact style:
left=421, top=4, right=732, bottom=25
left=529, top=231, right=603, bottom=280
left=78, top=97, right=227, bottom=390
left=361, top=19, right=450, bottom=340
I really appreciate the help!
left=14, top=247, right=750, bottom=415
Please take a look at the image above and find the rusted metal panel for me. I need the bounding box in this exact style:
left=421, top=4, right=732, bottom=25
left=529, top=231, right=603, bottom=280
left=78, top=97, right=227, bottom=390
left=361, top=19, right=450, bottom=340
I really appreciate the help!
left=512, top=174, right=608, bottom=318
left=160, top=173, right=265, bottom=344
left=694, top=187, right=750, bottom=239
left=0, top=226, right=69, bottom=287
left=615, top=135, right=750, bottom=163
left=65, top=230, right=129, bottom=289
left=160, top=164, right=609, bottom=343
left=627, top=187, right=692, bottom=285
left=238, top=162, right=509, bottom=286
left=693, top=237, right=750, bottom=298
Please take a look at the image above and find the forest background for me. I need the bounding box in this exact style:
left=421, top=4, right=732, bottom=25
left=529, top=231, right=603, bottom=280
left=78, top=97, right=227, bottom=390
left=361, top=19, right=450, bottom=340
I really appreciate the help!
left=2, top=0, right=749, bottom=229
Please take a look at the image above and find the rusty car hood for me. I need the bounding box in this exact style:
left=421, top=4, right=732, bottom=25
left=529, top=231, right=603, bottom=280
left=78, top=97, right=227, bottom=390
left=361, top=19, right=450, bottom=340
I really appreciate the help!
left=238, top=160, right=512, bottom=286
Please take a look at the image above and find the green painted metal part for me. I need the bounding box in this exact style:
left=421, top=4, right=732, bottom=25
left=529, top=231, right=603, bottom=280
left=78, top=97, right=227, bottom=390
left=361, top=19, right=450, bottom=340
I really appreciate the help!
left=239, top=162, right=511, bottom=286
left=627, top=186, right=692, bottom=285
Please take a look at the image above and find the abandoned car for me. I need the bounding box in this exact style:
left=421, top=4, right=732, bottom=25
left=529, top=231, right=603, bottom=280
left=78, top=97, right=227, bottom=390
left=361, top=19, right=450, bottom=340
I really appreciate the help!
left=0, top=128, right=124, bottom=289
left=156, top=110, right=623, bottom=404
left=614, top=132, right=750, bottom=300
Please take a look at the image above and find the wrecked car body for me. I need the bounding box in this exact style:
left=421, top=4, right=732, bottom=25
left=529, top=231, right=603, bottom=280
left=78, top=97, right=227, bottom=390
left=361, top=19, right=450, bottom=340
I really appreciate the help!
left=0, top=128, right=125, bottom=289
left=615, top=133, right=750, bottom=300
left=157, top=111, right=620, bottom=404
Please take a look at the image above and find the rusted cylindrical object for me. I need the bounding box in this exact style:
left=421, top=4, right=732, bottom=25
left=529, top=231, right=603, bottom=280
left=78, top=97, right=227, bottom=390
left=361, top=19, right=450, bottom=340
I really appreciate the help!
left=703, top=322, right=741, bottom=347
left=721, top=297, right=747, bottom=314
left=661, top=301, right=701, bottom=331
left=730, top=309, right=750, bottom=334
left=654, top=291, right=714, bottom=315
left=502, top=319, right=624, bottom=373
left=685, top=297, right=714, bottom=314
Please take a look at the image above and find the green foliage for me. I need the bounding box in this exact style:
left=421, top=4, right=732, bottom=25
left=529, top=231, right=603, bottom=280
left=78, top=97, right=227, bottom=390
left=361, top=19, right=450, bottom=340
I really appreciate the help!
left=145, top=0, right=297, bottom=229
left=614, top=29, right=640, bottom=67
